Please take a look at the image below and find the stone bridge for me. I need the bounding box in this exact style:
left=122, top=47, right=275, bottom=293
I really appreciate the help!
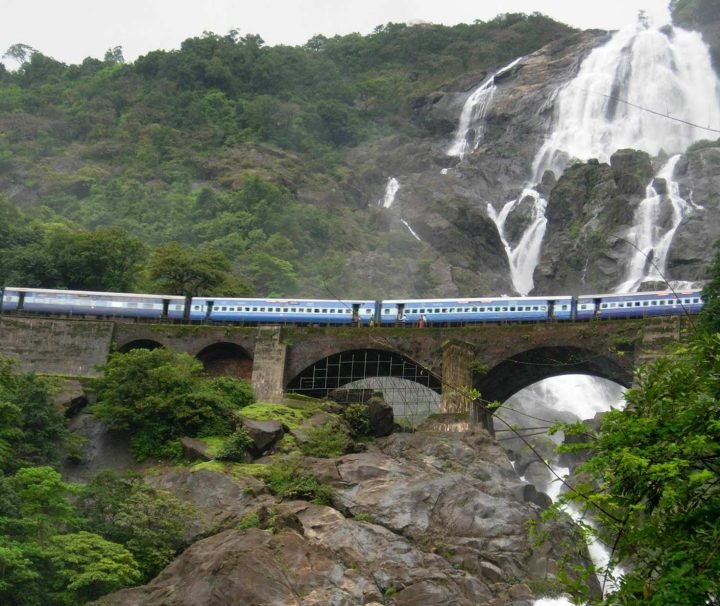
left=0, top=314, right=693, bottom=428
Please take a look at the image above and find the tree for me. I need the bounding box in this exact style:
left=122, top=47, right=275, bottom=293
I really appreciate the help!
left=147, top=242, right=248, bottom=298
left=699, top=240, right=720, bottom=334
left=47, top=226, right=145, bottom=292
left=77, top=472, right=195, bottom=579
left=47, top=531, right=141, bottom=604
left=91, top=348, right=255, bottom=459
left=0, top=357, right=67, bottom=474
left=556, top=334, right=720, bottom=604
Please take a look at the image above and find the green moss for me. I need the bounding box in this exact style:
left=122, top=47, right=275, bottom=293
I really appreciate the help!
left=200, top=435, right=226, bottom=458
left=239, top=402, right=316, bottom=428
left=190, top=460, right=269, bottom=479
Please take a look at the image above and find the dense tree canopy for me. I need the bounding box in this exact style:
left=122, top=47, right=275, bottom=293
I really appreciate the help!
left=0, top=14, right=573, bottom=297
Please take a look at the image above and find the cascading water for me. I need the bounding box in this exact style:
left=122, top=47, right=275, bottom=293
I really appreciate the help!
left=445, top=16, right=718, bottom=603
left=447, top=57, right=523, bottom=159
left=532, top=20, right=720, bottom=182
left=378, top=177, right=399, bottom=208
left=486, top=190, right=548, bottom=296
left=614, top=154, right=700, bottom=292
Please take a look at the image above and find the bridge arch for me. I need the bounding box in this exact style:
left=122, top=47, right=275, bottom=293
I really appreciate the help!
left=196, top=342, right=253, bottom=379
left=117, top=339, right=165, bottom=353
left=286, top=348, right=441, bottom=399
left=475, top=345, right=633, bottom=406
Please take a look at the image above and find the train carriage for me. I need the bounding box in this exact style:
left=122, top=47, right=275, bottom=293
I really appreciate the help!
left=0, top=287, right=185, bottom=320
left=576, top=290, right=704, bottom=320
left=382, top=296, right=574, bottom=325
left=195, top=297, right=375, bottom=325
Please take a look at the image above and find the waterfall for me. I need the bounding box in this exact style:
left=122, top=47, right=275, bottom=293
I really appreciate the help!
left=378, top=177, right=399, bottom=208
left=486, top=190, right=547, bottom=295
left=498, top=376, right=626, bottom=604
left=614, top=154, right=698, bottom=292
left=447, top=57, right=523, bottom=159
left=532, top=21, right=720, bottom=181
left=400, top=219, right=422, bottom=241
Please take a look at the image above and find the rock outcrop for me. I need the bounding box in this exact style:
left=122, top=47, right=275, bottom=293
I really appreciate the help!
left=97, top=427, right=596, bottom=605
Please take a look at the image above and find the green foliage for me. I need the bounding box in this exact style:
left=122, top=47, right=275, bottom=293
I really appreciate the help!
left=77, top=471, right=195, bottom=580
left=343, top=403, right=370, bottom=436
left=700, top=240, right=720, bottom=334
left=0, top=357, right=67, bottom=474
left=47, top=531, right=141, bottom=604
left=263, top=459, right=334, bottom=504
left=216, top=427, right=253, bottom=461
left=91, top=348, right=255, bottom=459
left=147, top=241, right=251, bottom=297
left=300, top=422, right=351, bottom=458
left=553, top=333, right=720, bottom=604
left=0, top=14, right=573, bottom=297
left=239, top=402, right=317, bottom=428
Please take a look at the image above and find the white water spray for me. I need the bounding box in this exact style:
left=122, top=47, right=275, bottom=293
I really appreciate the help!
left=532, top=22, right=720, bottom=182
left=486, top=190, right=547, bottom=296
left=447, top=57, right=523, bottom=159
left=615, top=154, right=699, bottom=292
left=379, top=177, right=399, bottom=208
left=400, top=219, right=422, bottom=241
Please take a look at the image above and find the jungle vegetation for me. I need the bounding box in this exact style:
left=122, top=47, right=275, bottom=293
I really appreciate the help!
left=0, top=13, right=572, bottom=296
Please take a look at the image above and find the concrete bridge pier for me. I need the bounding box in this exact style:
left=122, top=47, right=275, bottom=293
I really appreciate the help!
left=440, top=339, right=476, bottom=413
left=251, top=326, right=286, bottom=403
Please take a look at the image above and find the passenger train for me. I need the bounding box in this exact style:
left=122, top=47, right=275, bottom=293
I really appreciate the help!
left=0, top=286, right=704, bottom=326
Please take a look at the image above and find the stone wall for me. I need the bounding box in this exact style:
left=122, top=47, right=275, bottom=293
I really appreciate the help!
left=0, top=316, right=114, bottom=376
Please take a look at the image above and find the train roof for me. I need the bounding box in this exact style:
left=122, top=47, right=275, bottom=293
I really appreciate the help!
left=4, top=287, right=185, bottom=300
left=195, top=296, right=374, bottom=305
left=382, top=295, right=572, bottom=304
left=577, top=289, right=703, bottom=299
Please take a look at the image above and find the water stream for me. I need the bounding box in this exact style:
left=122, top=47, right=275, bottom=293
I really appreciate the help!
left=447, top=57, right=523, bottom=159
left=614, top=154, right=700, bottom=292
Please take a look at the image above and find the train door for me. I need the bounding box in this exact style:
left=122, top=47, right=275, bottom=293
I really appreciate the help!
left=351, top=303, right=361, bottom=326
left=395, top=302, right=405, bottom=326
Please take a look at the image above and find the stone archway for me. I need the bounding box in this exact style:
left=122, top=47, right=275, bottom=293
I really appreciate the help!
left=117, top=339, right=164, bottom=353
left=285, top=348, right=441, bottom=400
left=474, top=345, right=633, bottom=406
left=196, top=342, right=253, bottom=379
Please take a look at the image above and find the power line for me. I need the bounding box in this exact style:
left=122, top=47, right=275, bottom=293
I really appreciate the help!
left=578, top=87, right=720, bottom=134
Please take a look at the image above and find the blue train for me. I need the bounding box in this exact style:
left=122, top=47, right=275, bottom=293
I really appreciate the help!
left=0, top=286, right=704, bottom=326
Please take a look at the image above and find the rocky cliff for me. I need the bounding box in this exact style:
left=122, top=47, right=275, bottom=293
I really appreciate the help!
left=335, top=14, right=720, bottom=298
left=94, top=421, right=592, bottom=606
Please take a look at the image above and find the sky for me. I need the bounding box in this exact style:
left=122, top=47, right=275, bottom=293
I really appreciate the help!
left=1, top=0, right=672, bottom=67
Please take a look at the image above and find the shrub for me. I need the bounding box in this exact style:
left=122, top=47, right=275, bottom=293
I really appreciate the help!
left=343, top=403, right=370, bottom=436
left=300, top=422, right=351, bottom=458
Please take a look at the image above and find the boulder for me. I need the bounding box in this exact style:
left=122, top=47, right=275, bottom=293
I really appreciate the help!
left=240, top=418, right=285, bottom=455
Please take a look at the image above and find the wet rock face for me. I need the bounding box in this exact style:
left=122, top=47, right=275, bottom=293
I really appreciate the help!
left=98, top=429, right=594, bottom=605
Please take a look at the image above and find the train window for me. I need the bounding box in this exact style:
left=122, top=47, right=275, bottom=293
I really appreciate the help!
left=694, top=298, right=700, bottom=303
left=600, top=304, right=607, bottom=309
left=643, top=301, right=649, bottom=306
left=314, top=309, right=320, bottom=313
left=420, top=309, right=426, bottom=314
left=244, top=307, right=250, bottom=312
left=540, top=306, right=547, bottom=311
left=650, top=301, right=657, bottom=306
left=684, top=299, right=690, bottom=304
left=510, top=306, right=516, bottom=312
left=259, top=307, right=265, bottom=312
left=471, top=307, right=477, bottom=312
left=561, top=305, right=568, bottom=310
left=221, top=307, right=227, bottom=311
left=635, top=302, right=640, bottom=307
left=252, top=307, right=258, bottom=311
left=128, top=302, right=138, bottom=308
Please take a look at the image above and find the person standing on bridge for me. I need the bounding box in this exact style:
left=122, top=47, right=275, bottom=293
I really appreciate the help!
left=418, top=314, right=426, bottom=328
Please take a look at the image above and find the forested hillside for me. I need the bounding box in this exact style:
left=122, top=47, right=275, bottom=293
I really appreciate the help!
left=0, top=13, right=572, bottom=297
